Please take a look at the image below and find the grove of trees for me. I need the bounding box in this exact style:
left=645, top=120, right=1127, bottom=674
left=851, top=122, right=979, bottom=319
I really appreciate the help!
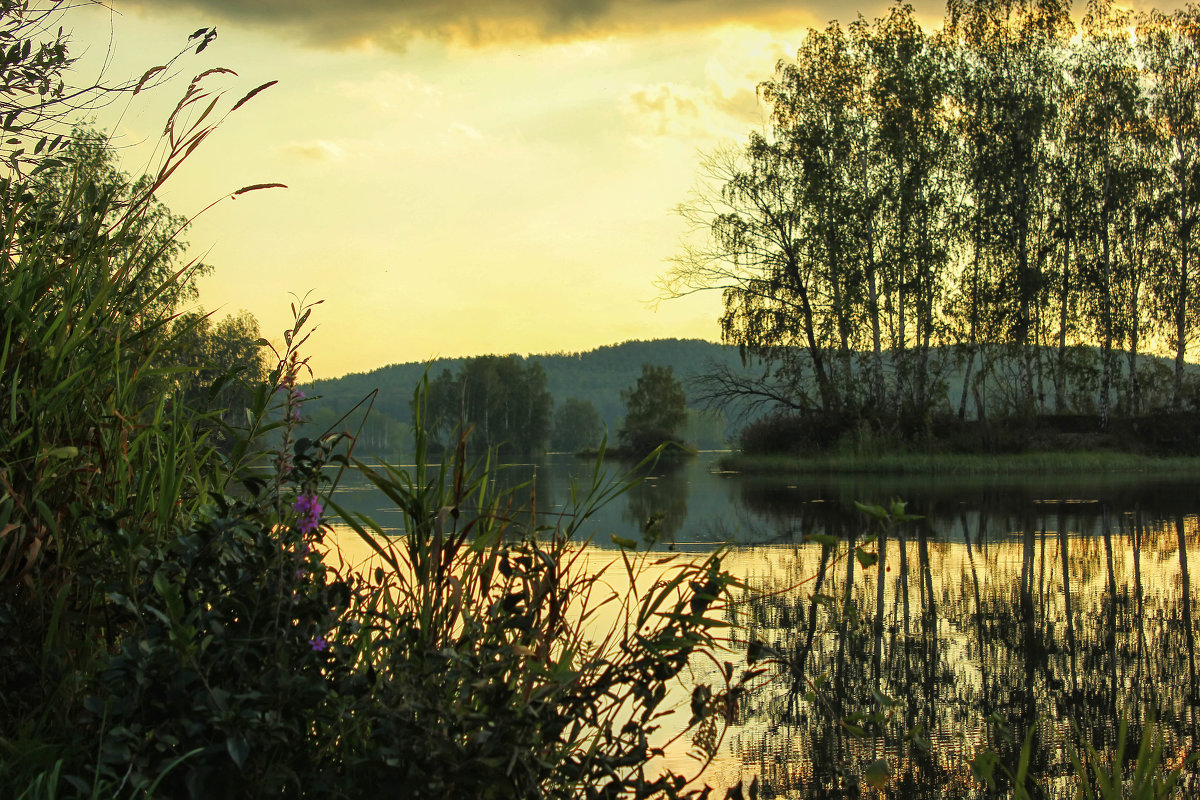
left=422, top=355, right=553, bottom=455
left=665, top=0, right=1200, bottom=440
left=552, top=397, right=604, bottom=452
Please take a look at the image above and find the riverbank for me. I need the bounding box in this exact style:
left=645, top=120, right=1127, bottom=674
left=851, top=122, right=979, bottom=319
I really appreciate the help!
left=718, top=450, right=1200, bottom=475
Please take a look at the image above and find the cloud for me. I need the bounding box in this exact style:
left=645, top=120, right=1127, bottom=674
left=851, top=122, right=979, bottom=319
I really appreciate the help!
left=117, top=0, right=844, bottom=50
left=279, top=139, right=347, bottom=162
left=622, top=82, right=705, bottom=137
left=620, top=61, right=766, bottom=144
left=449, top=122, right=485, bottom=142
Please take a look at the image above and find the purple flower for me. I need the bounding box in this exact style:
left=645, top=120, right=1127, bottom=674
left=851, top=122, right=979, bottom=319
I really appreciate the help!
left=293, top=493, right=323, bottom=534
left=294, top=390, right=305, bottom=400
left=310, top=635, right=327, bottom=652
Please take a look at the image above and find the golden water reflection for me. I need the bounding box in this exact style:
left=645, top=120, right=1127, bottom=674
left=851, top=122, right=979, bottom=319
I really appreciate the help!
left=717, top=513, right=1200, bottom=797
left=327, top=486, right=1200, bottom=798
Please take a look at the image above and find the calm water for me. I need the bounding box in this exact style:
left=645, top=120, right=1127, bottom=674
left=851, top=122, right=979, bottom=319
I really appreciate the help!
left=328, top=453, right=1200, bottom=798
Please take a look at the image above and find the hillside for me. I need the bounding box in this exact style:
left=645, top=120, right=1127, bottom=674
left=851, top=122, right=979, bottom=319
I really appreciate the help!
left=301, top=339, right=749, bottom=453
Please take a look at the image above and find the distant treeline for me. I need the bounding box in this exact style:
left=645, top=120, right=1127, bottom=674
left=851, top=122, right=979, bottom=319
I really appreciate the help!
left=302, top=339, right=743, bottom=456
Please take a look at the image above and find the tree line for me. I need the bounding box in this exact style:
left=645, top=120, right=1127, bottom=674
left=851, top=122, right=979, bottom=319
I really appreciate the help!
left=303, top=340, right=741, bottom=457
left=665, top=0, right=1200, bottom=435
left=416, top=357, right=692, bottom=457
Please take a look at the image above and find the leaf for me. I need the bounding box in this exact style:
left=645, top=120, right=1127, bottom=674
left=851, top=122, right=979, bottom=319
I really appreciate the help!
left=226, top=735, right=249, bottom=769
left=191, top=67, right=237, bottom=84
left=611, top=535, right=637, bottom=549
left=231, top=80, right=279, bottom=112
left=804, top=532, right=838, bottom=548
left=195, top=28, right=218, bottom=54
left=232, top=182, right=287, bottom=196
left=970, top=749, right=999, bottom=786
left=854, top=501, right=888, bottom=520
left=855, top=547, right=878, bottom=569
left=689, top=684, right=712, bottom=726
left=863, top=758, right=891, bottom=789
left=841, top=720, right=867, bottom=738
left=747, top=638, right=776, bottom=665
left=135, top=65, right=167, bottom=94
left=907, top=723, right=931, bottom=752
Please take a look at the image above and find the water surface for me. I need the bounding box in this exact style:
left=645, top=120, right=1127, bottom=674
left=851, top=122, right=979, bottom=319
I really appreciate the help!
left=327, top=453, right=1200, bottom=797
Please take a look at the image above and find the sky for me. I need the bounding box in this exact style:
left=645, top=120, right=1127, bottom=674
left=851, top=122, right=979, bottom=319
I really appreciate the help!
left=61, top=0, right=1164, bottom=378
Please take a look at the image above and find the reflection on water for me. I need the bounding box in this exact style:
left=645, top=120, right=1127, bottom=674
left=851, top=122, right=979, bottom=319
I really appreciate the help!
left=327, top=454, right=1200, bottom=796
left=725, top=518, right=1200, bottom=798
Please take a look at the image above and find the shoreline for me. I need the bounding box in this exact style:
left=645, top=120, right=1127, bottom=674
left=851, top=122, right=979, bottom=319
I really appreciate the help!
left=718, top=450, right=1200, bottom=476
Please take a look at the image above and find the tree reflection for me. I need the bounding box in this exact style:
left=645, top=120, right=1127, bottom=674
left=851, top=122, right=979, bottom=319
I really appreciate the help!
left=622, top=461, right=690, bottom=545
left=729, top=497, right=1200, bottom=798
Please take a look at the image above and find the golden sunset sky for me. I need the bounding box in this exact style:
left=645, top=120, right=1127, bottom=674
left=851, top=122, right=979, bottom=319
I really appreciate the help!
left=63, top=0, right=1170, bottom=378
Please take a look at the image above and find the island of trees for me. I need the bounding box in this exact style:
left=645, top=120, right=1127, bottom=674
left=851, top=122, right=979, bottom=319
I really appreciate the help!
left=663, top=0, right=1200, bottom=458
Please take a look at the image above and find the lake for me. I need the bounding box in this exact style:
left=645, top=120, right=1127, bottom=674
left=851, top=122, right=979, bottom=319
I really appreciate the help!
left=327, top=451, right=1200, bottom=798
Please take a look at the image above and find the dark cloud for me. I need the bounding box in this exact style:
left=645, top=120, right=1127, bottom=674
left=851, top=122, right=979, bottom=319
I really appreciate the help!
left=118, top=0, right=842, bottom=49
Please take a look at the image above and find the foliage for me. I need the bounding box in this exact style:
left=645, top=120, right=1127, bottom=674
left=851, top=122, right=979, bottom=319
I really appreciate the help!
left=84, top=434, right=353, bottom=798
left=326, top=406, right=754, bottom=798
left=29, top=126, right=209, bottom=318
left=4, top=296, right=756, bottom=798
left=420, top=355, right=553, bottom=456
left=552, top=396, right=604, bottom=452
left=0, top=12, right=755, bottom=798
left=0, top=103, right=271, bottom=735
left=618, top=364, right=689, bottom=457
left=967, top=712, right=1200, bottom=800
left=162, top=309, right=270, bottom=424
left=0, top=1, right=212, bottom=177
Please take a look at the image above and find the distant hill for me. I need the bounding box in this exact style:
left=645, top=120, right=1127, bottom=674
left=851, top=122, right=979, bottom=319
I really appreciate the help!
left=300, top=339, right=1200, bottom=456
left=301, top=339, right=752, bottom=453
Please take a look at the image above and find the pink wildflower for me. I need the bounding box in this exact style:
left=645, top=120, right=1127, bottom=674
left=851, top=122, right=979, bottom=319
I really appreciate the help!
left=293, top=493, right=323, bottom=534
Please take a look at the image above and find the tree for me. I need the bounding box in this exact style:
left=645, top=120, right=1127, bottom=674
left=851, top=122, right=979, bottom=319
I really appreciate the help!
left=26, top=127, right=212, bottom=325
left=667, top=9, right=960, bottom=421
left=1140, top=4, right=1200, bottom=410
left=551, top=397, right=603, bottom=453
left=946, top=0, right=1073, bottom=415
left=164, top=309, right=269, bottom=421
left=618, top=364, right=688, bottom=456
left=419, top=356, right=552, bottom=456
